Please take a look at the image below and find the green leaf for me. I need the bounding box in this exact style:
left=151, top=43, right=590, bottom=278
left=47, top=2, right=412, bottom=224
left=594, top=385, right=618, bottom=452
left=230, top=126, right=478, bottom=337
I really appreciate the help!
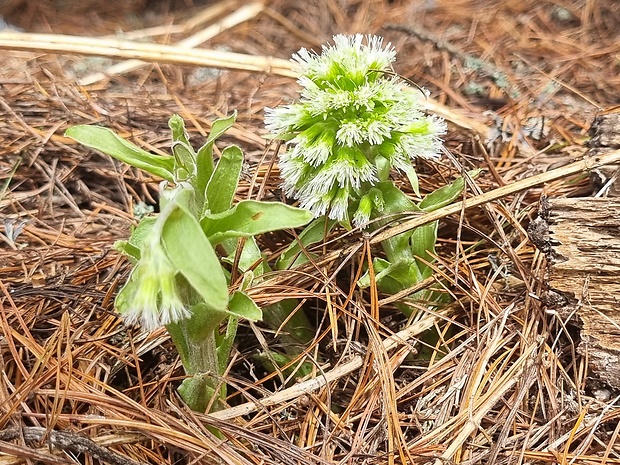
left=195, top=112, right=237, bottom=197
left=169, top=114, right=192, bottom=146
left=113, top=216, right=157, bottom=261
left=253, top=350, right=313, bottom=381
left=373, top=182, right=418, bottom=263
left=262, top=299, right=315, bottom=345
left=276, top=217, right=336, bottom=270
left=409, top=221, right=438, bottom=276
left=216, top=317, right=239, bottom=374
left=376, top=181, right=419, bottom=215
left=358, top=257, right=391, bottom=289
left=65, top=125, right=174, bottom=181
left=375, top=155, right=391, bottom=182
left=160, top=198, right=228, bottom=312
left=404, top=165, right=421, bottom=198
left=419, top=177, right=464, bottom=211
left=196, top=147, right=214, bottom=199
left=228, top=291, right=262, bottom=321
left=201, top=200, right=314, bottom=245
left=178, top=373, right=222, bottom=413
left=358, top=257, right=422, bottom=295
left=171, top=141, right=196, bottom=182
left=418, top=170, right=480, bottom=212
left=221, top=237, right=269, bottom=275
left=113, top=239, right=139, bottom=261
left=205, top=145, right=243, bottom=214
left=205, top=112, right=237, bottom=147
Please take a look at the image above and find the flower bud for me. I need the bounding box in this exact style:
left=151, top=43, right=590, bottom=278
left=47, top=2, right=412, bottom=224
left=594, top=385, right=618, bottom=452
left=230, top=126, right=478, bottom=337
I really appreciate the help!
left=115, top=236, right=190, bottom=330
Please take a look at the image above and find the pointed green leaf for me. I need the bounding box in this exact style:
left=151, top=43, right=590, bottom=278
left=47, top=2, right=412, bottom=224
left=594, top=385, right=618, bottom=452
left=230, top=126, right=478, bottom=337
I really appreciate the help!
left=376, top=155, right=391, bottom=182
left=409, top=221, right=438, bottom=276
left=201, top=200, right=314, bottom=244
left=113, top=216, right=157, bottom=261
left=196, top=145, right=215, bottom=198
left=419, top=170, right=479, bottom=212
left=65, top=125, right=174, bottom=181
left=113, top=239, right=140, bottom=261
left=221, top=237, right=268, bottom=275
left=172, top=141, right=196, bottom=182
left=178, top=374, right=222, bottom=413
left=358, top=257, right=392, bottom=289
left=358, top=257, right=422, bottom=295
left=204, top=112, right=237, bottom=147
left=205, top=145, right=243, bottom=214
left=168, top=115, right=199, bottom=186
left=195, top=112, right=237, bottom=197
left=419, top=177, right=464, bottom=211
left=216, top=317, right=239, bottom=374
left=228, top=291, right=262, bottom=321
left=253, top=350, right=313, bottom=380
left=404, top=165, right=421, bottom=198
left=376, top=181, right=419, bottom=214
left=169, top=114, right=192, bottom=146
left=160, top=201, right=228, bottom=312
left=261, top=299, right=315, bottom=345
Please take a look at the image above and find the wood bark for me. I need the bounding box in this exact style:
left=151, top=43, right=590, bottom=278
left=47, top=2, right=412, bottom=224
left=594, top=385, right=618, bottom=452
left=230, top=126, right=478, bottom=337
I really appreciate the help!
left=532, top=108, right=620, bottom=388
left=589, top=107, right=620, bottom=196
left=541, top=197, right=620, bottom=388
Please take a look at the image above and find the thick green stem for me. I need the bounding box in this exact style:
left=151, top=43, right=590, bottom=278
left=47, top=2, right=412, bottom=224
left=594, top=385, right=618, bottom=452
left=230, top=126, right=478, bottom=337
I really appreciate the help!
left=167, top=314, right=227, bottom=412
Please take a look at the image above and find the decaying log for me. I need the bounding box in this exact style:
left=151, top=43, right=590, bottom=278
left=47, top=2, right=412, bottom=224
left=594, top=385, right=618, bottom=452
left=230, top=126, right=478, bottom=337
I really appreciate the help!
left=539, top=197, right=620, bottom=389
left=531, top=108, right=620, bottom=389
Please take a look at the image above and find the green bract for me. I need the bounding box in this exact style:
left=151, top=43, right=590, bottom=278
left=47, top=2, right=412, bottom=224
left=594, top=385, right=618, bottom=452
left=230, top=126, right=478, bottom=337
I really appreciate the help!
left=266, top=34, right=447, bottom=226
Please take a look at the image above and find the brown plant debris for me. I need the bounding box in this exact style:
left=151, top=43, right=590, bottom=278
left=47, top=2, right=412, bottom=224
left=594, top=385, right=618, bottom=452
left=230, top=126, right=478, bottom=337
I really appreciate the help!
left=1, top=0, right=620, bottom=464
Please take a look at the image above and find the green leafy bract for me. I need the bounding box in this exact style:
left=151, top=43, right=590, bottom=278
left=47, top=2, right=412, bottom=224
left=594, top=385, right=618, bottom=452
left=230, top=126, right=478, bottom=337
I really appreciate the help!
left=65, top=125, right=175, bottom=181
left=276, top=217, right=337, bottom=270
left=195, top=112, right=237, bottom=200
left=160, top=190, right=228, bottom=312
left=206, top=145, right=243, bottom=214
left=228, top=291, right=262, bottom=321
left=201, top=200, right=314, bottom=244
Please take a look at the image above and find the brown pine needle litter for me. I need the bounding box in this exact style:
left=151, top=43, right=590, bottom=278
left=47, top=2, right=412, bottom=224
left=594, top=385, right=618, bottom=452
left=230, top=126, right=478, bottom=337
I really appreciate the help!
left=1, top=0, right=619, bottom=464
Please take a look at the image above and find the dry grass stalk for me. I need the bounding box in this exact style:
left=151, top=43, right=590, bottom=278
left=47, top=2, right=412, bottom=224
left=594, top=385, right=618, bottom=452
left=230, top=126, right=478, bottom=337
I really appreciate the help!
left=78, top=1, right=265, bottom=86
left=0, top=31, right=297, bottom=77
left=0, top=32, right=490, bottom=135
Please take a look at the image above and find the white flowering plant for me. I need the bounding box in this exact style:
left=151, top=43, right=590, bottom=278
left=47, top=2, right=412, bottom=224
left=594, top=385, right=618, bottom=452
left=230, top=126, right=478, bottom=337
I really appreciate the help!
left=268, top=34, right=475, bottom=314
left=265, top=34, right=447, bottom=227
left=66, top=114, right=313, bottom=412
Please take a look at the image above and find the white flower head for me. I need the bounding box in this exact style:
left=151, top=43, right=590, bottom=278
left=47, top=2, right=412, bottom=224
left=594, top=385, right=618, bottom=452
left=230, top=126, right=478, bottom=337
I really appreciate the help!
left=336, top=120, right=366, bottom=147
left=328, top=188, right=350, bottom=222
left=293, top=34, right=396, bottom=83
left=115, top=237, right=190, bottom=330
left=265, top=34, right=446, bottom=222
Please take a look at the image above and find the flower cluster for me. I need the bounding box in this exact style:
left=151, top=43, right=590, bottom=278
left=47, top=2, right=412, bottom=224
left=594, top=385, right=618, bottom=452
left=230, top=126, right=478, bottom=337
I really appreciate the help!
left=115, top=234, right=190, bottom=331
left=266, top=34, right=446, bottom=226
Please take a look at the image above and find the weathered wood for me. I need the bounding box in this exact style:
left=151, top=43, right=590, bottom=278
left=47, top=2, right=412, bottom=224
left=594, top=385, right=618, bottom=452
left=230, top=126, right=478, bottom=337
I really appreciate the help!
left=542, top=197, right=620, bottom=388
left=589, top=107, right=620, bottom=196
left=530, top=108, right=620, bottom=388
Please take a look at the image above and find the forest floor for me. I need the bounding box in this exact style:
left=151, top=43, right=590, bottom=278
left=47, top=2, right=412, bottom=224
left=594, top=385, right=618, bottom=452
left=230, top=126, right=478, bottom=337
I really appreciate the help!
left=1, top=1, right=619, bottom=464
